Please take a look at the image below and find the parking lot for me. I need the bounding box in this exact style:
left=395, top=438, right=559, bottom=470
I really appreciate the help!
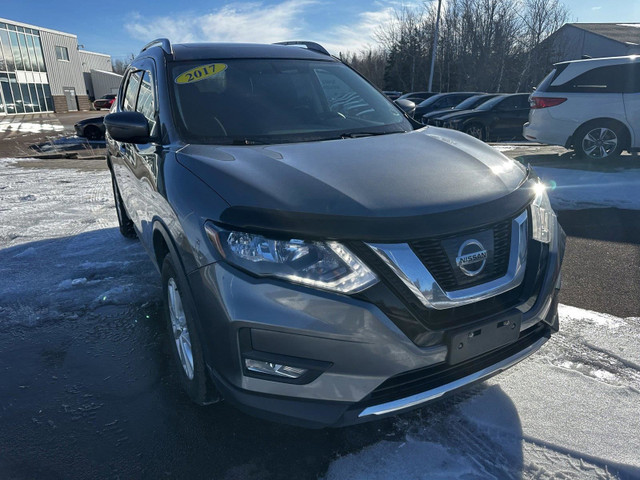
left=0, top=117, right=639, bottom=479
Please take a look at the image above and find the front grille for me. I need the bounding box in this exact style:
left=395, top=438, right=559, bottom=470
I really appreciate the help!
left=410, top=218, right=512, bottom=291
left=358, top=322, right=549, bottom=408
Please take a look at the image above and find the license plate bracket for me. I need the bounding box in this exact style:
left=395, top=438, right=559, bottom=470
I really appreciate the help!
left=447, top=312, right=522, bottom=365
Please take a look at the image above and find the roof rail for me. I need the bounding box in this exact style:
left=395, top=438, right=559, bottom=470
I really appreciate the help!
left=141, top=38, right=172, bottom=56
left=273, top=41, right=330, bottom=56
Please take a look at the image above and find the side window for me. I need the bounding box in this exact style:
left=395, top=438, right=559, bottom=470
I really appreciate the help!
left=552, top=64, right=635, bottom=93
left=518, top=95, right=531, bottom=108
left=628, top=63, right=640, bottom=93
left=123, top=70, right=141, bottom=111
left=136, top=70, right=156, bottom=128
left=496, top=96, right=516, bottom=110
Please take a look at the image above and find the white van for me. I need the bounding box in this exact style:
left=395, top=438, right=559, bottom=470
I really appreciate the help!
left=523, top=55, right=639, bottom=159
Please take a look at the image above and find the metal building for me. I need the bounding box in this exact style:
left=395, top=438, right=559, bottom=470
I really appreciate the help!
left=542, top=23, right=640, bottom=61
left=0, top=17, right=121, bottom=114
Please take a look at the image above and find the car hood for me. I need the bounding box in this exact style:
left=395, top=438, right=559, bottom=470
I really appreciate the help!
left=176, top=128, right=530, bottom=240
left=421, top=108, right=456, bottom=120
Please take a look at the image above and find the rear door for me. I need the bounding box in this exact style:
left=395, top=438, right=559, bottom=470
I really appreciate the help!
left=491, top=95, right=530, bottom=140
left=623, top=63, right=640, bottom=148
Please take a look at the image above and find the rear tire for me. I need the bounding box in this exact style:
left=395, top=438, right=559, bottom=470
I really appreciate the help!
left=161, top=254, right=218, bottom=405
left=464, top=122, right=485, bottom=141
left=110, top=170, right=136, bottom=238
left=574, top=123, right=625, bottom=159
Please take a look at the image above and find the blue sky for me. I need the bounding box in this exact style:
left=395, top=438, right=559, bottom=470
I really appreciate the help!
left=1, top=0, right=639, bottom=59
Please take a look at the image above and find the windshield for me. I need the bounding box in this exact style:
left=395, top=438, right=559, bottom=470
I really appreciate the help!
left=416, top=94, right=445, bottom=108
left=455, top=95, right=489, bottom=110
left=169, top=59, right=411, bottom=144
left=476, top=95, right=505, bottom=111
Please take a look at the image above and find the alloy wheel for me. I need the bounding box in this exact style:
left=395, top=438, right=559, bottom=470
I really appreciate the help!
left=167, top=278, right=194, bottom=380
left=465, top=125, right=484, bottom=140
left=581, top=127, right=618, bottom=159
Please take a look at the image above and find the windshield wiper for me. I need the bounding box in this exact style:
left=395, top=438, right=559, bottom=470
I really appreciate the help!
left=229, top=138, right=268, bottom=145
left=339, top=131, right=403, bottom=139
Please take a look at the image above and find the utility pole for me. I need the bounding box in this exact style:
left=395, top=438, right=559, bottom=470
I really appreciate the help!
left=428, top=0, right=442, bottom=92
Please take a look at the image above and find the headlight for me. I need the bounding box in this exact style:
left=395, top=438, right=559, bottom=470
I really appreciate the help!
left=531, top=182, right=556, bottom=244
left=204, top=223, right=378, bottom=294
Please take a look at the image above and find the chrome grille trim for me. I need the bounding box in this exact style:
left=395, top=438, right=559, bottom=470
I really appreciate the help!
left=367, top=211, right=528, bottom=310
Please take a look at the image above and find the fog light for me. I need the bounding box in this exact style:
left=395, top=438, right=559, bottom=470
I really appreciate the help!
left=244, top=359, right=307, bottom=379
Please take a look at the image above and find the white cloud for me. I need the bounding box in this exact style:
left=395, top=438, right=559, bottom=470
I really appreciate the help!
left=124, top=1, right=421, bottom=56
left=591, top=6, right=602, bottom=10
left=125, top=0, right=317, bottom=45
left=318, top=7, right=396, bottom=54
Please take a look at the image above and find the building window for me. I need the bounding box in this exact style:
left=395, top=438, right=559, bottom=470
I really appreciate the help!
left=55, top=45, right=69, bottom=61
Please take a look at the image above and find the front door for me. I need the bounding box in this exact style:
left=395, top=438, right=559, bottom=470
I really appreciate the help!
left=63, top=87, right=77, bottom=111
left=623, top=63, right=640, bottom=149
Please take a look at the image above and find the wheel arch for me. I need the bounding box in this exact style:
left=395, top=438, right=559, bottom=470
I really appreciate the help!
left=152, top=219, right=184, bottom=275
left=570, top=117, right=631, bottom=150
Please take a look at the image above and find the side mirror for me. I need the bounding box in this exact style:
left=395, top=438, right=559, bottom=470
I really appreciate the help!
left=104, top=111, right=151, bottom=144
left=394, top=98, right=416, bottom=116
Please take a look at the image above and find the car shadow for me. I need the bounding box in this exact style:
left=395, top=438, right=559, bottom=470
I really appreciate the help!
left=0, top=228, right=528, bottom=480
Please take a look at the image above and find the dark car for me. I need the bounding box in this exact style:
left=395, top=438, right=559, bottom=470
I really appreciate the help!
left=437, top=93, right=531, bottom=141
left=421, top=94, right=501, bottom=124
left=397, top=91, right=438, bottom=103
left=104, top=39, right=564, bottom=428
left=382, top=90, right=403, bottom=100
left=93, top=94, right=117, bottom=110
left=74, top=116, right=106, bottom=140
left=413, top=92, right=483, bottom=119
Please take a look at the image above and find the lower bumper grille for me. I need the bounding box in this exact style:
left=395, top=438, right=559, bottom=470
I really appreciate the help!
left=358, top=321, right=550, bottom=408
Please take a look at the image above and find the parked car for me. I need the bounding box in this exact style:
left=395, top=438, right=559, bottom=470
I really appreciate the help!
left=93, top=94, right=117, bottom=110
left=105, top=39, right=564, bottom=428
left=74, top=116, right=106, bottom=140
left=397, top=91, right=438, bottom=103
left=524, top=55, right=640, bottom=159
left=382, top=90, right=403, bottom=100
left=421, top=94, right=501, bottom=124
left=413, top=92, right=483, bottom=119
left=437, top=93, right=531, bottom=141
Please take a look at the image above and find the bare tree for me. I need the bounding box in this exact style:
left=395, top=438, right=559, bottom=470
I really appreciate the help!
left=112, top=54, right=135, bottom=75
left=348, top=0, right=571, bottom=94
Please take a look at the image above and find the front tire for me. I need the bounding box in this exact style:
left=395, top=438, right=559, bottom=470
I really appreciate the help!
left=84, top=125, right=102, bottom=140
left=161, top=254, right=217, bottom=405
left=464, top=122, right=485, bottom=141
left=574, top=123, right=625, bottom=159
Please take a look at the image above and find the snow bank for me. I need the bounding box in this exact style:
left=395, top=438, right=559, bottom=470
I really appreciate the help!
left=533, top=166, right=640, bottom=211
left=324, top=305, right=640, bottom=479
left=0, top=159, right=160, bottom=327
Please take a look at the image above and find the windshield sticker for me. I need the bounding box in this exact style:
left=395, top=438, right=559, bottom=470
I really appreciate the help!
left=175, top=63, right=227, bottom=84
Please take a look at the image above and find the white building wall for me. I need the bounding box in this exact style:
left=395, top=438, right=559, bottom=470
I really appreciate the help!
left=90, top=69, right=122, bottom=99
left=39, top=30, right=85, bottom=96
left=79, top=50, right=113, bottom=98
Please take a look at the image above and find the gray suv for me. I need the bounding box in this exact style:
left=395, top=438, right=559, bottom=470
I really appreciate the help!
left=104, top=39, right=564, bottom=427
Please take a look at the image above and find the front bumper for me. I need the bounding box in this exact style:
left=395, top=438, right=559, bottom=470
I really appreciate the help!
left=186, top=222, right=565, bottom=428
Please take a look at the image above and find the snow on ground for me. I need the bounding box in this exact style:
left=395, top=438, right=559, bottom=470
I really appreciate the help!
left=0, top=119, right=64, bottom=134
left=492, top=145, right=640, bottom=211
left=1, top=158, right=639, bottom=478
left=534, top=166, right=640, bottom=211
left=0, top=158, right=160, bottom=327
left=325, top=305, right=640, bottom=480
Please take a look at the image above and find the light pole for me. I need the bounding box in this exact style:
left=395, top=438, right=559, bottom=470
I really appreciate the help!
left=428, top=0, right=442, bottom=92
